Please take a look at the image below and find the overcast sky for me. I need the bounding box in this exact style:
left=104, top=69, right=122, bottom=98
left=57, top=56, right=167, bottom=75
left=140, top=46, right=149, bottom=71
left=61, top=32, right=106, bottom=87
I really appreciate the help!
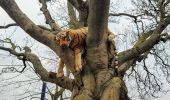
left=0, top=0, right=170, bottom=100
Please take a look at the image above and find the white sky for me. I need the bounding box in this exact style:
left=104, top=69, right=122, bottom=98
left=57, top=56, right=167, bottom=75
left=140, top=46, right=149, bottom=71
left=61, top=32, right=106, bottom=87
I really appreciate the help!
left=0, top=0, right=170, bottom=100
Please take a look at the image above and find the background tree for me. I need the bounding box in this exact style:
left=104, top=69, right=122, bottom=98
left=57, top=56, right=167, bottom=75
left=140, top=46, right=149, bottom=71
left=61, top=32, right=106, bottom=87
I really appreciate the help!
left=0, top=0, right=170, bottom=100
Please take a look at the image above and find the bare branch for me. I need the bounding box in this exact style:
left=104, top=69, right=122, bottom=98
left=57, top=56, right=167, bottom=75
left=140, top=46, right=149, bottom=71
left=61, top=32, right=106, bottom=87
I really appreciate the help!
left=159, top=0, right=166, bottom=19
left=148, top=0, right=158, bottom=13
left=53, top=88, right=65, bottom=99
left=0, top=23, right=18, bottom=29
left=39, top=0, right=61, bottom=32
left=117, top=30, right=153, bottom=76
left=109, top=13, right=140, bottom=20
left=0, top=0, right=60, bottom=52
left=151, top=52, right=170, bottom=68
left=0, top=23, right=53, bottom=32
left=0, top=46, right=24, bottom=57
left=68, top=0, right=89, bottom=27
left=47, top=84, right=64, bottom=100
left=0, top=38, right=73, bottom=90
left=0, top=46, right=74, bottom=90
left=116, top=16, right=170, bottom=76
left=117, top=16, right=170, bottom=66
left=67, top=1, right=79, bottom=28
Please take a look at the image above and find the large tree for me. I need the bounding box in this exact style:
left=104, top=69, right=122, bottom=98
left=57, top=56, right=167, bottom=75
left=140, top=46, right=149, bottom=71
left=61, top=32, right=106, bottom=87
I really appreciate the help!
left=0, top=0, right=170, bottom=100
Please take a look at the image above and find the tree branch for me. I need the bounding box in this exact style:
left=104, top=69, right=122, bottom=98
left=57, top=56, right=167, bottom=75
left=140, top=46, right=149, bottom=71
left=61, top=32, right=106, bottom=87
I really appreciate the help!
left=0, top=23, right=52, bottom=32
left=0, top=0, right=84, bottom=85
left=0, top=23, right=18, bottom=29
left=0, top=46, right=74, bottom=91
left=109, top=13, right=140, bottom=20
left=67, top=1, right=79, bottom=28
left=68, top=0, right=89, bottom=27
left=0, top=0, right=60, bottom=53
left=117, top=30, right=154, bottom=76
left=159, top=0, right=166, bottom=19
left=39, top=0, right=61, bottom=32
left=117, top=16, right=170, bottom=70
left=26, top=53, right=73, bottom=91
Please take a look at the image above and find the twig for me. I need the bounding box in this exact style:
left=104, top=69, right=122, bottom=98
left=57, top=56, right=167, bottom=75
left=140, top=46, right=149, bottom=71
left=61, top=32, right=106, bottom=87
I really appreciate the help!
left=0, top=23, right=18, bottom=29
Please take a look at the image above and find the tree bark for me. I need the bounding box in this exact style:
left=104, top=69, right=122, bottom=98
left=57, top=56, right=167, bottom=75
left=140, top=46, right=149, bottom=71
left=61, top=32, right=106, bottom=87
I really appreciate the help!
left=70, top=0, right=130, bottom=100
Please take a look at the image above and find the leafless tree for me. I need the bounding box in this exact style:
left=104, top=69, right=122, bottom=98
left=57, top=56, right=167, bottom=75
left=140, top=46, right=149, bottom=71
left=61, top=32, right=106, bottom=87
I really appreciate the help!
left=0, top=0, right=170, bottom=100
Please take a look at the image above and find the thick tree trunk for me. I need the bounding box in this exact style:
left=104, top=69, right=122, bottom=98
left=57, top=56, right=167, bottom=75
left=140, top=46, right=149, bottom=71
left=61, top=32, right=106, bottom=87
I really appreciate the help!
left=71, top=75, right=130, bottom=100
left=70, top=0, right=130, bottom=100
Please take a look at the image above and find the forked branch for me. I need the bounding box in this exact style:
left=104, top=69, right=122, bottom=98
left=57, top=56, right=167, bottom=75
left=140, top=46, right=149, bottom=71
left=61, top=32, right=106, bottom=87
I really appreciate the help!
left=0, top=45, right=74, bottom=90
left=117, top=16, right=170, bottom=67
left=39, top=0, right=61, bottom=32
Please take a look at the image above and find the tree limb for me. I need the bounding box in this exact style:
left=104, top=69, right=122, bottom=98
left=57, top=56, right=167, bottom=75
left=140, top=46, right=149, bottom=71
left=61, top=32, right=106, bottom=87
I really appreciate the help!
left=0, top=23, right=18, bottom=29
left=0, top=0, right=60, bottom=53
left=0, top=0, right=82, bottom=85
left=68, top=0, right=89, bottom=27
left=67, top=1, right=79, bottom=28
left=0, top=23, right=52, bottom=32
left=117, top=30, right=154, bottom=76
left=117, top=16, right=170, bottom=72
left=109, top=13, right=141, bottom=20
left=0, top=46, right=74, bottom=90
left=39, top=0, right=61, bottom=32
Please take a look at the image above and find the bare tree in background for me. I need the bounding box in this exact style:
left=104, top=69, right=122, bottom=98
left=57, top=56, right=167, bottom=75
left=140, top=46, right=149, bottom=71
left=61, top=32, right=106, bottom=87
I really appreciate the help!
left=0, top=0, right=170, bottom=100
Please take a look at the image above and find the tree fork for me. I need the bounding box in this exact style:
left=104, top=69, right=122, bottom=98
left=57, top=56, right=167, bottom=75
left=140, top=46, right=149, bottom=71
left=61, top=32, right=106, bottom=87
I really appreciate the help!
left=70, top=0, right=130, bottom=100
